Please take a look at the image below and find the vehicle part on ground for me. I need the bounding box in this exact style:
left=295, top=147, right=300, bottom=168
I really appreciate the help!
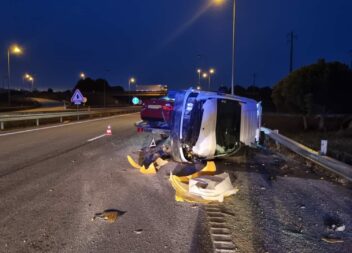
left=188, top=173, right=239, bottom=202
left=169, top=168, right=238, bottom=203
left=127, top=155, right=157, bottom=174
left=92, top=209, right=126, bottom=223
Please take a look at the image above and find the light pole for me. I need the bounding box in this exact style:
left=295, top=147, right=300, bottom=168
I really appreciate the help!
left=28, top=76, right=34, bottom=91
left=128, top=77, right=136, bottom=104
left=24, top=73, right=34, bottom=91
left=202, top=72, right=210, bottom=90
left=231, top=0, right=236, bottom=95
left=213, top=0, right=236, bottom=95
left=209, top=68, right=215, bottom=90
left=7, top=44, right=23, bottom=105
left=197, top=68, right=201, bottom=86
left=80, top=72, right=86, bottom=79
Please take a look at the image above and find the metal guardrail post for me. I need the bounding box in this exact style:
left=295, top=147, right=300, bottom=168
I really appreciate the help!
left=1, top=122, right=4, bottom=130
left=261, top=127, right=352, bottom=183
left=36, top=119, right=39, bottom=126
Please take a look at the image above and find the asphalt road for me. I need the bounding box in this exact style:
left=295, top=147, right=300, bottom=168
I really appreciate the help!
left=1, top=112, right=351, bottom=253
left=0, top=113, right=212, bottom=253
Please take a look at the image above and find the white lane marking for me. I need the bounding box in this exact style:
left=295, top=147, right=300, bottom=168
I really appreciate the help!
left=0, top=112, right=138, bottom=137
left=87, top=134, right=106, bottom=142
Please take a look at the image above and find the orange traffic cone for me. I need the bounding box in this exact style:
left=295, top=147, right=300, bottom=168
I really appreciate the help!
left=106, top=125, right=112, bottom=136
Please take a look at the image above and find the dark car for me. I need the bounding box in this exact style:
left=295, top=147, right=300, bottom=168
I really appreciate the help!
left=140, top=97, right=174, bottom=123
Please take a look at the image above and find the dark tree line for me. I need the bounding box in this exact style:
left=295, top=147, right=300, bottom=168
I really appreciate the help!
left=74, top=77, right=124, bottom=93
left=272, top=59, right=352, bottom=114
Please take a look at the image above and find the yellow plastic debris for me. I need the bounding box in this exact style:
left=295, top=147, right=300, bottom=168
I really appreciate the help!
left=140, top=163, right=157, bottom=175
left=154, top=157, right=168, bottom=169
left=178, top=161, right=217, bottom=183
left=127, top=155, right=157, bottom=175
left=169, top=174, right=211, bottom=203
left=127, top=155, right=141, bottom=170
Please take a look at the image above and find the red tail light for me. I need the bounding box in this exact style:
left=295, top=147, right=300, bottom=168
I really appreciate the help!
left=162, top=103, right=173, bottom=111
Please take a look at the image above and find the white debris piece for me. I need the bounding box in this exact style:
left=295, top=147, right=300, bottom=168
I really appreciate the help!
left=335, top=225, right=346, bottom=232
left=188, top=173, right=239, bottom=202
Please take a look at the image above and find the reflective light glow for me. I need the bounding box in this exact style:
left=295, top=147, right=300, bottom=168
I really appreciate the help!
left=132, top=97, right=140, bottom=105
left=213, top=0, right=225, bottom=6
left=24, top=73, right=33, bottom=81
left=10, top=44, right=23, bottom=55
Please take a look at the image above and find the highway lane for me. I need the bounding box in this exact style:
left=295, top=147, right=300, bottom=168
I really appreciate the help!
left=0, top=113, right=212, bottom=253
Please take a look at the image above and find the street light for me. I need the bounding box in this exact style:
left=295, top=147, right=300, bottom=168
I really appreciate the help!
left=197, top=68, right=202, bottom=85
left=213, top=0, right=236, bottom=95
left=128, top=77, right=136, bottom=91
left=7, top=44, right=23, bottom=105
left=80, top=72, right=86, bottom=79
left=128, top=77, right=136, bottom=104
left=202, top=72, right=211, bottom=90
left=209, top=68, right=215, bottom=90
left=24, top=73, right=34, bottom=91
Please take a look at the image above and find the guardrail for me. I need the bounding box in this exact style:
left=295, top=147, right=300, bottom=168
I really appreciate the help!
left=0, top=107, right=140, bottom=130
left=261, top=127, right=352, bottom=183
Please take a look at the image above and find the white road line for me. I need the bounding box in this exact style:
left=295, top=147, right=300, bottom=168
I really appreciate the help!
left=0, top=112, right=138, bottom=137
left=87, top=134, right=106, bottom=142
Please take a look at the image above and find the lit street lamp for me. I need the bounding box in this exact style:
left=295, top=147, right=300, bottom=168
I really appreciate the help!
left=7, top=44, right=23, bottom=105
left=24, top=73, right=34, bottom=91
left=209, top=68, right=215, bottom=90
left=128, top=77, right=136, bottom=103
left=80, top=72, right=86, bottom=79
left=213, top=0, right=236, bottom=95
left=28, top=76, right=34, bottom=91
left=197, top=68, right=202, bottom=85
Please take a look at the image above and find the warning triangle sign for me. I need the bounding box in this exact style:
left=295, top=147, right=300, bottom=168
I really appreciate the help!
left=71, top=89, right=84, bottom=104
left=149, top=138, right=156, bottom=148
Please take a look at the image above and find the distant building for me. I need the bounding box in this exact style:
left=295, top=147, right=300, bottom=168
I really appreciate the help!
left=135, top=84, right=167, bottom=92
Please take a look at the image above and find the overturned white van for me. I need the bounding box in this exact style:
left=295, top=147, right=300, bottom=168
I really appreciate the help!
left=170, top=89, right=262, bottom=163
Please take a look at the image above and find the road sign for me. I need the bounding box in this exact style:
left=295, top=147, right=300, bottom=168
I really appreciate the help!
left=132, top=97, right=140, bottom=105
left=71, top=89, right=84, bottom=105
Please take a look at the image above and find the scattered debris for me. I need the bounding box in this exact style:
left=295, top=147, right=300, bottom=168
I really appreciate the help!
left=134, top=229, right=143, bottom=235
left=188, top=173, right=239, bottom=202
left=170, top=163, right=238, bottom=203
left=335, top=225, right=346, bottom=232
left=282, top=228, right=303, bottom=237
left=324, top=215, right=345, bottom=232
left=92, top=209, right=126, bottom=223
left=126, top=138, right=171, bottom=175
left=321, top=236, right=344, bottom=244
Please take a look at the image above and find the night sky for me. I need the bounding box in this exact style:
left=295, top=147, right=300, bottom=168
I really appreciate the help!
left=1, top=0, right=351, bottom=91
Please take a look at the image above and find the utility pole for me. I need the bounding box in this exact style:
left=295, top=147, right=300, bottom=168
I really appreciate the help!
left=288, top=31, right=297, bottom=73
left=252, top=73, right=256, bottom=86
